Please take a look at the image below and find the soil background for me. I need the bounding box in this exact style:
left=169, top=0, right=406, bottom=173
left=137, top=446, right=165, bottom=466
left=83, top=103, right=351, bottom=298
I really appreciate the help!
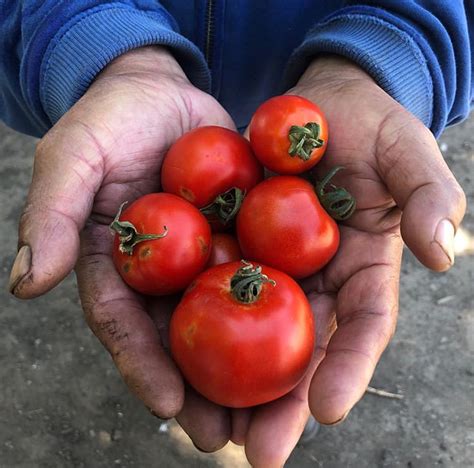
left=0, top=118, right=472, bottom=468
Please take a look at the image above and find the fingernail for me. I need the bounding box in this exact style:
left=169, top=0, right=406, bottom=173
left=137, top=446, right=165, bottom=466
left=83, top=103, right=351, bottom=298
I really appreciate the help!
left=434, top=219, right=455, bottom=266
left=325, top=409, right=350, bottom=426
left=192, top=441, right=213, bottom=453
left=8, top=245, right=32, bottom=295
left=148, top=408, right=171, bottom=421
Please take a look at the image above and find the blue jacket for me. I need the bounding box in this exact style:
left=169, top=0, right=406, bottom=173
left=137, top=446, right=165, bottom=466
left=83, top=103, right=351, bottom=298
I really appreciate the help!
left=0, top=1, right=472, bottom=137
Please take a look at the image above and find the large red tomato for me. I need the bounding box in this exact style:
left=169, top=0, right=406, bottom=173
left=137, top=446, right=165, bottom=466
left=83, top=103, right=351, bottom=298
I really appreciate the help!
left=169, top=261, right=315, bottom=408
left=249, top=95, right=328, bottom=174
left=236, top=176, right=339, bottom=279
left=161, top=126, right=263, bottom=227
left=111, top=193, right=211, bottom=295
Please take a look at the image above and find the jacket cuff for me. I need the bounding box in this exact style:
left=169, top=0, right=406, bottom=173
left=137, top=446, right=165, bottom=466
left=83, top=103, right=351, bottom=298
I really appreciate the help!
left=40, top=5, right=210, bottom=125
left=285, top=14, right=434, bottom=129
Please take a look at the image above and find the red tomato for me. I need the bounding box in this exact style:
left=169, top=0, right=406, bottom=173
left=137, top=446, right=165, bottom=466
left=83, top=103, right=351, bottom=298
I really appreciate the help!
left=169, top=261, right=314, bottom=408
left=207, top=233, right=242, bottom=267
left=111, top=193, right=211, bottom=295
left=249, top=95, right=328, bottom=174
left=161, top=126, right=263, bottom=227
left=236, top=176, right=339, bottom=279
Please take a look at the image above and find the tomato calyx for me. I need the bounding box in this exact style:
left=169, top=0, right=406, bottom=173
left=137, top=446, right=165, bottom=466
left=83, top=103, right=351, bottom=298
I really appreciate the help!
left=200, top=187, right=245, bottom=225
left=110, top=202, right=168, bottom=255
left=230, top=261, right=276, bottom=304
left=315, top=166, right=356, bottom=221
left=288, top=122, right=324, bottom=161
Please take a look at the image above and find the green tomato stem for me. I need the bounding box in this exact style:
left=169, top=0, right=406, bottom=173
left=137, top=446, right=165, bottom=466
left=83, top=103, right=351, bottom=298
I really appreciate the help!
left=230, top=261, right=276, bottom=304
left=288, top=122, right=324, bottom=161
left=200, top=187, right=245, bottom=225
left=315, top=166, right=356, bottom=221
left=109, top=202, right=168, bottom=256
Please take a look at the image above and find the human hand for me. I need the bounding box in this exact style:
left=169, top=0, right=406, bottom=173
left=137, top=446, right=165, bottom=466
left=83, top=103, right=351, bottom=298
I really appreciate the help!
left=8, top=46, right=235, bottom=417
left=294, top=55, right=466, bottom=426
left=9, top=47, right=466, bottom=467
left=163, top=56, right=466, bottom=467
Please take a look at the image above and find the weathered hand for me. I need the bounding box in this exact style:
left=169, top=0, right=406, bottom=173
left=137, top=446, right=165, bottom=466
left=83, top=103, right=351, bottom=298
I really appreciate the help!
left=8, top=46, right=235, bottom=417
left=9, top=48, right=466, bottom=468
left=294, top=55, right=466, bottom=426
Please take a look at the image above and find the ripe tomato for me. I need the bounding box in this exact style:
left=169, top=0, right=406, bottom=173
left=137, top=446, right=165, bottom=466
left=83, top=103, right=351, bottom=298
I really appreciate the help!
left=207, top=233, right=242, bottom=267
left=161, top=126, right=263, bottom=227
left=111, top=193, right=211, bottom=295
left=169, top=261, right=314, bottom=408
left=249, top=95, right=328, bottom=174
left=236, top=176, right=339, bottom=279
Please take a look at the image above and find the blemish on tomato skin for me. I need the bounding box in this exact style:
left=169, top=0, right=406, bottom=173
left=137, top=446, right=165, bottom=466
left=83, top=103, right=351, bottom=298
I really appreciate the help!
left=180, top=186, right=195, bottom=202
left=197, top=236, right=209, bottom=255
left=185, top=280, right=198, bottom=295
left=122, top=262, right=131, bottom=273
left=139, top=247, right=152, bottom=259
left=183, top=322, right=197, bottom=348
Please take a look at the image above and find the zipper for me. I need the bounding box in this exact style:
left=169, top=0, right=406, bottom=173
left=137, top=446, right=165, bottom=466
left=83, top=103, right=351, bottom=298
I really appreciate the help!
left=204, top=0, right=215, bottom=68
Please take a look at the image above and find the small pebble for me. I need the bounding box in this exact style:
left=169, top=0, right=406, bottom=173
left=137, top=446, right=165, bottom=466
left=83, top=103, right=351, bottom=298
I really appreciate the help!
left=437, top=295, right=455, bottom=305
left=158, top=422, right=169, bottom=433
left=98, top=430, right=112, bottom=447
left=4, top=440, right=14, bottom=449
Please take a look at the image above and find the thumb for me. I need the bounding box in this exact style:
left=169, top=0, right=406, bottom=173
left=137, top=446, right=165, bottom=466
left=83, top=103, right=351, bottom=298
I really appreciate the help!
left=8, top=124, right=103, bottom=298
left=377, top=111, right=466, bottom=271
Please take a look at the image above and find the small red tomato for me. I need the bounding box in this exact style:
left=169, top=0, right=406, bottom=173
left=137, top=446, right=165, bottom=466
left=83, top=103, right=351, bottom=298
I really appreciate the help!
left=236, top=176, right=339, bottom=279
left=111, top=193, right=211, bottom=295
left=169, top=261, right=314, bottom=408
left=249, top=95, right=328, bottom=174
left=161, top=126, right=263, bottom=227
left=207, top=233, right=242, bottom=267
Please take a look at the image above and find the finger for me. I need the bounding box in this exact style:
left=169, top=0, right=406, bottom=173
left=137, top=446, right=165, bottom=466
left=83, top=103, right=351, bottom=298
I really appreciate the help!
left=198, top=103, right=237, bottom=132
left=9, top=122, right=105, bottom=298
left=185, top=83, right=236, bottom=131
left=147, top=295, right=232, bottom=451
left=376, top=110, right=466, bottom=271
left=76, top=222, right=184, bottom=418
left=309, top=227, right=402, bottom=424
left=175, top=386, right=231, bottom=452
left=230, top=408, right=252, bottom=445
left=245, top=292, right=336, bottom=467
left=147, top=294, right=182, bottom=351
left=245, top=393, right=310, bottom=468
left=148, top=296, right=232, bottom=451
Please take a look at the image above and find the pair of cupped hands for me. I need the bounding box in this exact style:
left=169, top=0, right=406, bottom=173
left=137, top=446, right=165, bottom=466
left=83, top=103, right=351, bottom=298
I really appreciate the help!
left=8, top=46, right=465, bottom=467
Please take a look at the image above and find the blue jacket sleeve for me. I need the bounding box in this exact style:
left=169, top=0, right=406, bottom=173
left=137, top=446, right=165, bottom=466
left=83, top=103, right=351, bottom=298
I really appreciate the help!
left=286, top=1, right=473, bottom=137
left=0, top=0, right=209, bottom=137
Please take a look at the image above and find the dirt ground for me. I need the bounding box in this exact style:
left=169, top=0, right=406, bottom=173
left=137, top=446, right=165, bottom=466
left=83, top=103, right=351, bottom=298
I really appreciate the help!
left=0, top=117, right=472, bottom=468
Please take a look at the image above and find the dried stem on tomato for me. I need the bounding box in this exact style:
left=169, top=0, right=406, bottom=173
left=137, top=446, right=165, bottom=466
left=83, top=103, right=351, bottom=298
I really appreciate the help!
left=200, top=187, right=244, bottom=225
left=288, top=122, right=324, bottom=161
left=316, top=166, right=356, bottom=221
left=110, top=202, right=168, bottom=255
left=230, top=261, right=276, bottom=304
